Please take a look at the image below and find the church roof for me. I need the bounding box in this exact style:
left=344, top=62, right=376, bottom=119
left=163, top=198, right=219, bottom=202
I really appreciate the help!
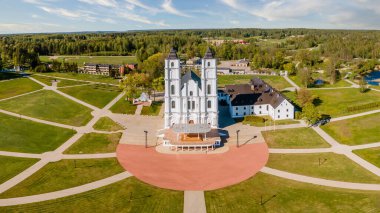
left=167, top=48, right=178, bottom=60
left=204, top=47, right=214, bottom=59
left=181, top=71, right=201, bottom=89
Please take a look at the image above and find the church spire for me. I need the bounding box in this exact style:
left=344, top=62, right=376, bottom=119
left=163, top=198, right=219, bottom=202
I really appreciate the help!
left=204, top=47, right=214, bottom=59
left=167, top=48, right=178, bottom=60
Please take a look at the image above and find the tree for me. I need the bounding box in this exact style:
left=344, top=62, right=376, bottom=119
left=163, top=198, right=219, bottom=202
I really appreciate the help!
left=120, top=73, right=149, bottom=100
left=140, top=53, right=165, bottom=79
left=324, top=58, right=337, bottom=85
left=283, top=63, right=296, bottom=75
left=359, top=76, right=367, bottom=93
left=151, top=77, right=164, bottom=101
left=298, top=67, right=312, bottom=87
left=0, top=55, right=3, bottom=70
left=302, top=103, right=321, bottom=125
left=34, top=64, right=49, bottom=73
left=296, top=88, right=316, bottom=107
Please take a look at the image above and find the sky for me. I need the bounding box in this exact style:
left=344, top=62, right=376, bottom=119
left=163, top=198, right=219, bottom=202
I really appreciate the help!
left=0, top=0, right=380, bottom=34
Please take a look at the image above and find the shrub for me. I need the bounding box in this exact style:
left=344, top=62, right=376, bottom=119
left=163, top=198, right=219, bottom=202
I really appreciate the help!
left=243, top=115, right=267, bottom=123
left=347, top=102, right=380, bottom=112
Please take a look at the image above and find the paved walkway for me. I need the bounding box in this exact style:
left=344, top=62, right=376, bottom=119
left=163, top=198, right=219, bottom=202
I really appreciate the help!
left=184, top=191, right=206, bottom=213
left=135, top=104, right=143, bottom=115
left=262, top=167, right=380, bottom=191
left=34, top=73, right=119, bottom=86
left=283, top=76, right=300, bottom=89
left=117, top=143, right=269, bottom=191
left=0, top=89, right=44, bottom=102
left=0, top=172, right=131, bottom=206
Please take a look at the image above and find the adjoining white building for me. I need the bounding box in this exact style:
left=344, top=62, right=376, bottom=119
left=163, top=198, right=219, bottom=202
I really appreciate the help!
left=164, top=48, right=218, bottom=129
left=221, top=78, right=295, bottom=120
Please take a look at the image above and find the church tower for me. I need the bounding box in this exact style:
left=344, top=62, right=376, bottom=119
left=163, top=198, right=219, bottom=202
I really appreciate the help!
left=164, top=48, right=181, bottom=128
left=201, top=47, right=218, bottom=128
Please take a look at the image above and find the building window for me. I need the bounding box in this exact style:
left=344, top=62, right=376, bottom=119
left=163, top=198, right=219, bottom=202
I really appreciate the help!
left=187, top=101, right=191, bottom=110
left=171, top=62, right=174, bottom=67
left=287, top=109, right=289, bottom=112
left=259, top=111, right=261, bottom=114
left=244, top=107, right=246, bottom=110
left=244, top=112, right=246, bottom=116
left=259, top=106, right=262, bottom=109
left=266, top=105, right=269, bottom=110
left=207, top=62, right=211, bottom=67
left=251, top=106, right=254, bottom=109
left=190, top=91, right=193, bottom=96
left=208, top=100, right=212, bottom=109
left=278, top=115, right=280, bottom=118
left=207, top=84, right=211, bottom=95
left=192, top=101, right=195, bottom=110
left=171, top=85, right=175, bottom=95
left=171, top=101, right=175, bottom=109
left=236, top=113, right=238, bottom=116
left=287, top=115, right=289, bottom=118
left=235, top=107, right=238, bottom=110
left=278, top=110, right=280, bottom=113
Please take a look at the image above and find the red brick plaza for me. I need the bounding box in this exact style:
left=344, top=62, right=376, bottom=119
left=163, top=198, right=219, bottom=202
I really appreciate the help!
left=116, top=143, right=269, bottom=191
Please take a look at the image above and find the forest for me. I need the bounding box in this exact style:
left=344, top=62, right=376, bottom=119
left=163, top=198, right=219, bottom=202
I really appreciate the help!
left=0, top=28, right=379, bottom=79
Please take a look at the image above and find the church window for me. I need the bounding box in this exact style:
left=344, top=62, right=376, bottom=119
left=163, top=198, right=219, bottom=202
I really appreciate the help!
left=278, top=110, right=280, bottom=113
left=171, top=101, right=175, bottom=109
left=171, top=62, right=174, bottom=67
left=207, top=62, right=211, bottom=67
left=190, top=91, right=193, bottom=96
left=208, top=100, right=212, bottom=109
left=171, top=85, right=175, bottom=95
left=267, top=105, right=269, bottom=110
left=188, top=101, right=191, bottom=110
left=207, top=85, right=211, bottom=95
left=192, top=101, right=195, bottom=110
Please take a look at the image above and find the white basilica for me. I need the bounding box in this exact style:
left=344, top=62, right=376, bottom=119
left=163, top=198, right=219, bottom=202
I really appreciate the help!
left=164, top=48, right=218, bottom=129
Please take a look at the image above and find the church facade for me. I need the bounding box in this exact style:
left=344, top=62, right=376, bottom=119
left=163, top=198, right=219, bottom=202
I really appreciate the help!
left=164, top=48, right=218, bottom=129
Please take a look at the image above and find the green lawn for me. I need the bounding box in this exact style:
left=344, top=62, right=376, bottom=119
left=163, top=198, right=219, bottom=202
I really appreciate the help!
left=64, top=133, right=122, bottom=154
left=0, top=112, right=75, bottom=153
left=243, top=116, right=299, bottom=127
left=0, top=158, right=124, bottom=198
left=141, top=102, right=162, bottom=116
left=321, top=113, right=380, bottom=145
left=32, top=74, right=85, bottom=87
left=0, top=77, right=42, bottom=100
left=59, top=84, right=121, bottom=108
left=262, top=128, right=330, bottom=148
left=0, top=90, right=93, bottom=126
left=110, top=96, right=137, bottom=114
left=311, top=88, right=380, bottom=117
left=289, top=75, right=351, bottom=88
left=205, top=172, right=380, bottom=213
left=218, top=75, right=292, bottom=90
left=267, top=153, right=380, bottom=183
left=40, top=55, right=137, bottom=66
left=354, top=147, right=380, bottom=169
left=1, top=177, right=183, bottom=213
left=0, top=156, right=38, bottom=184
left=93, top=117, right=124, bottom=132
left=39, top=72, right=120, bottom=84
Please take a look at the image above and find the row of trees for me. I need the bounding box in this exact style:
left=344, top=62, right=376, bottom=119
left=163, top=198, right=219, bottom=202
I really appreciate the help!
left=119, top=73, right=164, bottom=101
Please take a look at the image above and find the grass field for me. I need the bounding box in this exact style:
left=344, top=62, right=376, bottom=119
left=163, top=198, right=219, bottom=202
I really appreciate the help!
left=31, top=74, right=85, bottom=87
left=289, top=75, right=352, bottom=88
left=37, top=72, right=120, bottom=84
left=64, top=133, right=122, bottom=154
left=0, top=156, right=38, bottom=184
left=0, top=72, right=23, bottom=80
left=0, top=77, right=42, bottom=100
left=205, top=172, right=380, bottom=213
left=39, top=55, right=137, bottom=66
left=59, top=84, right=121, bottom=108
left=93, top=117, right=124, bottom=132
left=311, top=88, right=380, bottom=117
left=0, top=90, right=93, bottom=126
left=354, top=147, right=380, bottom=169
left=267, top=153, right=380, bottom=183
left=0, top=158, right=124, bottom=198
left=218, top=75, right=292, bottom=90
left=262, top=128, right=330, bottom=148
left=109, top=96, right=137, bottom=114
left=141, top=102, right=162, bottom=116
left=0, top=112, right=75, bottom=153
left=243, top=116, right=299, bottom=127
left=321, top=113, right=380, bottom=145
left=2, top=177, right=183, bottom=213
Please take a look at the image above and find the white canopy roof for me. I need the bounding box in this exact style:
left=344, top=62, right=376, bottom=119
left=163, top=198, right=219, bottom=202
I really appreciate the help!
left=172, top=124, right=211, bottom=134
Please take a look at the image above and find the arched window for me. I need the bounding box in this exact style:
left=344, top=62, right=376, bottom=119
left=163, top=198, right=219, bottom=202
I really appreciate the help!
left=171, top=85, right=175, bottom=95
left=190, top=91, right=193, bottom=96
left=171, top=62, right=174, bottom=67
left=207, top=62, right=211, bottom=67
left=207, top=84, right=211, bottom=95
left=171, top=101, right=175, bottom=109
left=207, top=100, right=212, bottom=109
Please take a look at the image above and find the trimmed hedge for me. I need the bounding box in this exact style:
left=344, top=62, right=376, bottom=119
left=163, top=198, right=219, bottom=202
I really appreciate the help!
left=347, top=102, right=380, bottom=113
left=243, top=115, right=267, bottom=123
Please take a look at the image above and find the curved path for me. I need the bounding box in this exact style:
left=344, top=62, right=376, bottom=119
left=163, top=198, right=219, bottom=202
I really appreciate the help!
left=0, top=172, right=131, bottom=207
left=261, top=167, right=380, bottom=191
left=116, top=143, right=269, bottom=191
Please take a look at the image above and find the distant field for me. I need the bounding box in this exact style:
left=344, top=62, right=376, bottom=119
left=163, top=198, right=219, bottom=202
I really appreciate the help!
left=218, top=75, right=292, bottom=90
left=0, top=78, right=42, bottom=100
left=39, top=72, right=120, bottom=85
left=40, top=56, right=137, bottom=66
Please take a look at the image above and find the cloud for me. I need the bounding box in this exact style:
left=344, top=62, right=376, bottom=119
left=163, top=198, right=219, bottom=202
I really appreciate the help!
left=0, top=23, right=61, bottom=34
left=125, top=0, right=159, bottom=13
left=78, top=0, right=118, bottom=8
left=39, top=6, right=97, bottom=22
left=162, top=0, right=191, bottom=18
left=220, top=0, right=239, bottom=10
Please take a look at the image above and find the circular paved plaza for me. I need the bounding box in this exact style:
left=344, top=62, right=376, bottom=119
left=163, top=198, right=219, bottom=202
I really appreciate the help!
left=116, top=143, right=269, bottom=191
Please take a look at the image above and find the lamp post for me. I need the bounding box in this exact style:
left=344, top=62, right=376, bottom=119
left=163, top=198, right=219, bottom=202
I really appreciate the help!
left=144, top=130, right=148, bottom=148
left=236, top=130, right=240, bottom=148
